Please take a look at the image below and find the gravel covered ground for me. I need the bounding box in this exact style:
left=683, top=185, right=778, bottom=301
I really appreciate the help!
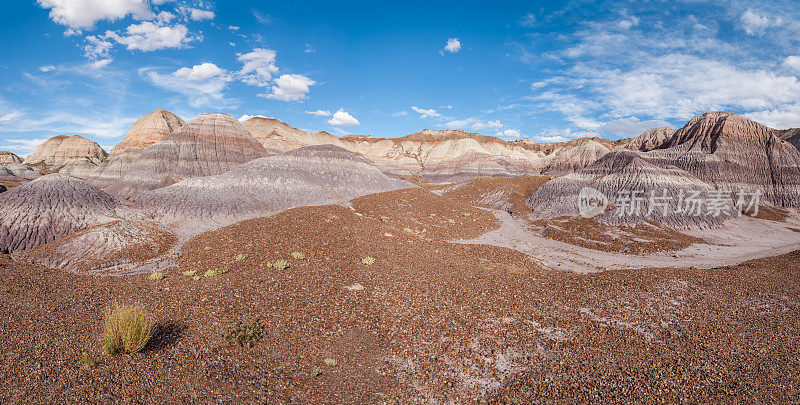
left=1, top=190, right=799, bottom=403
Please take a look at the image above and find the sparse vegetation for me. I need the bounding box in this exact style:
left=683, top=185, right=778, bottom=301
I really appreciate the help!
left=311, top=366, right=322, bottom=377
left=148, top=272, right=164, bottom=281
left=203, top=246, right=212, bottom=251
left=81, top=354, right=94, bottom=368
left=235, top=253, right=247, bottom=262
left=99, top=302, right=153, bottom=355
left=403, top=227, right=414, bottom=234
left=324, top=358, right=338, bottom=366
left=182, top=270, right=197, bottom=277
left=362, top=256, right=375, bottom=265
left=224, top=319, right=263, bottom=348
left=204, top=269, right=218, bottom=278
left=291, top=251, right=305, bottom=260
left=273, top=260, right=290, bottom=270
left=192, top=275, right=200, bottom=281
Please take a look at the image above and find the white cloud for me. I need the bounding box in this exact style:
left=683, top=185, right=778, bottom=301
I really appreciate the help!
left=39, top=65, right=55, bottom=72
left=617, top=16, right=639, bottom=30
left=391, top=111, right=408, bottom=117
left=496, top=129, right=521, bottom=138
left=237, top=48, right=279, bottom=86
left=411, top=106, right=440, bottom=118
left=784, top=55, right=800, bottom=73
left=87, top=58, right=113, bottom=69
left=531, top=135, right=570, bottom=143
left=84, top=34, right=113, bottom=59
left=180, top=7, right=215, bottom=21
left=442, top=38, right=461, bottom=54
left=327, top=109, right=360, bottom=126
left=144, top=66, right=234, bottom=108
left=228, top=25, right=240, bottom=31
left=740, top=9, right=781, bottom=35
left=37, top=0, right=153, bottom=30
left=305, top=110, right=331, bottom=116
left=1, top=138, right=50, bottom=156
left=173, top=62, right=227, bottom=81
left=268, top=74, right=315, bottom=101
left=0, top=112, right=137, bottom=140
left=238, top=114, right=268, bottom=122
left=304, top=44, right=315, bottom=54
left=106, top=21, right=195, bottom=51
left=519, top=13, right=536, bottom=27
left=0, top=112, right=22, bottom=122
left=444, top=117, right=503, bottom=130
left=598, top=117, right=671, bottom=138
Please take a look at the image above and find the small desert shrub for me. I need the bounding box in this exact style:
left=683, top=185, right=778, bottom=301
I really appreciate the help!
left=273, top=260, right=290, bottom=270
left=149, top=272, right=164, bottom=281
left=361, top=256, right=375, bottom=266
left=203, top=246, right=212, bottom=251
left=182, top=270, right=197, bottom=277
left=99, top=302, right=153, bottom=355
left=311, top=366, right=322, bottom=377
left=291, top=252, right=305, bottom=260
left=235, top=253, right=247, bottom=262
left=192, top=275, right=200, bottom=281
left=204, top=269, right=218, bottom=278
left=224, top=320, right=263, bottom=348
left=324, top=358, right=338, bottom=366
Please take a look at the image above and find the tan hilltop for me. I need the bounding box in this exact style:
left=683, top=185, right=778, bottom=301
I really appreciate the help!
left=88, top=110, right=185, bottom=188
left=22, top=135, right=108, bottom=178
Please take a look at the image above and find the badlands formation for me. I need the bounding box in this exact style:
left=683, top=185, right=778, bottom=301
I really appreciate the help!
left=2, top=108, right=800, bottom=401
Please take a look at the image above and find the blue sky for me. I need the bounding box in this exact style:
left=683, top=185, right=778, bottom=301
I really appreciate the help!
left=2, top=0, right=800, bottom=155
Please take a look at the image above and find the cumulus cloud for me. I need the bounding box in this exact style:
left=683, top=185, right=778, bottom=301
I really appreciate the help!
left=268, top=74, right=315, bottom=101
left=37, top=0, right=153, bottom=31
left=238, top=114, right=268, bottom=122
left=179, top=6, right=215, bottom=21
left=784, top=55, right=800, bottom=73
left=237, top=48, right=279, bottom=86
left=84, top=34, right=113, bottom=59
left=442, top=38, right=461, bottom=54
left=105, top=20, right=195, bottom=51
left=495, top=129, right=521, bottom=138
left=740, top=9, right=781, bottom=35
left=305, top=110, right=331, bottom=116
left=39, top=65, right=55, bottom=72
left=228, top=25, right=240, bottom=31
left=411, top=106, right=440, bottom=118
left=87, top=58, right=112, bottom=69
left=143, top=65, right=234, bottom=108
left=327, top=109, right=360, bottom=126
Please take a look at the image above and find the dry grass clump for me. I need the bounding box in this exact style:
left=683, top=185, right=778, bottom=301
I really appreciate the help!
left=291, top=251, right=305, bottom=260
left=362, top=256, right=375, bottom=265
left=99, top=302, right=153, bottom=355
left=272, top=260, right=290, bottom=270
left=224, top=319, right=263, bottom=348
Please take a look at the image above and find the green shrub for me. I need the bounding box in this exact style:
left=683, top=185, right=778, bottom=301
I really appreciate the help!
left=192, top=275, right=200, bottom=281
left=204, top=269, right=218, bottom=278
left=99, top=302, right=152, bottom=355
left=235, top=253, right=247, bottom=262
left=324, top=358, right=338, bottom=366
left=273, top=260, right=290, bottom=270
left=224, top=320, right=263, bottom=348
left=361, top=256, right=375, bottom=266
left=148, top=272, right=164, bottom=281
left=182, top=270, right=197, bottom=277
left=291, top=252, right=305, bottom=260
left=311, top=366, right=322, bottom=377
left=203, top=246, right=212, bottom=251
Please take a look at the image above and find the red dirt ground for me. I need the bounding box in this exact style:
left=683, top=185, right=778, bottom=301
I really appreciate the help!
left=1, top=197, right=799, bottom=402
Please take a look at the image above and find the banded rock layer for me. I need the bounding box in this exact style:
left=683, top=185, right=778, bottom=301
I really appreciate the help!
left=132, top=145, right=412, bottom=231
left=89, top=110, right=184, bottom=189
left=108, top=113, right=268, bottom=195
left=242, top=116, right=343, bottom=155
left=22, top=135, right=108, bottom=178
left=0, top=174, right=134, bottom=252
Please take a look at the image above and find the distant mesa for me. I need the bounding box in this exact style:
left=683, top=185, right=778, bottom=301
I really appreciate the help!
left=0, top=174, right=135, bottom=253
left=107, top=112, right=268, bottom=195
left=621, top=127, right=677, bottom=152
left=242, top=116, right=343, bottom=155
left=647, top=111, right=800, bottom=208
left=22, top=135, right=108, bottom=179
left=88, top=110, right=184, bottom=189
left=0, top=151, right=23, bottom=165
left=776, top=127, right=800, bottom=151
left=131, top=144, right=413, bottom=232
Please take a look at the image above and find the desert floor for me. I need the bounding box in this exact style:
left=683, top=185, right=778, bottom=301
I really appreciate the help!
left=1, top=186, right=798, bottom=403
